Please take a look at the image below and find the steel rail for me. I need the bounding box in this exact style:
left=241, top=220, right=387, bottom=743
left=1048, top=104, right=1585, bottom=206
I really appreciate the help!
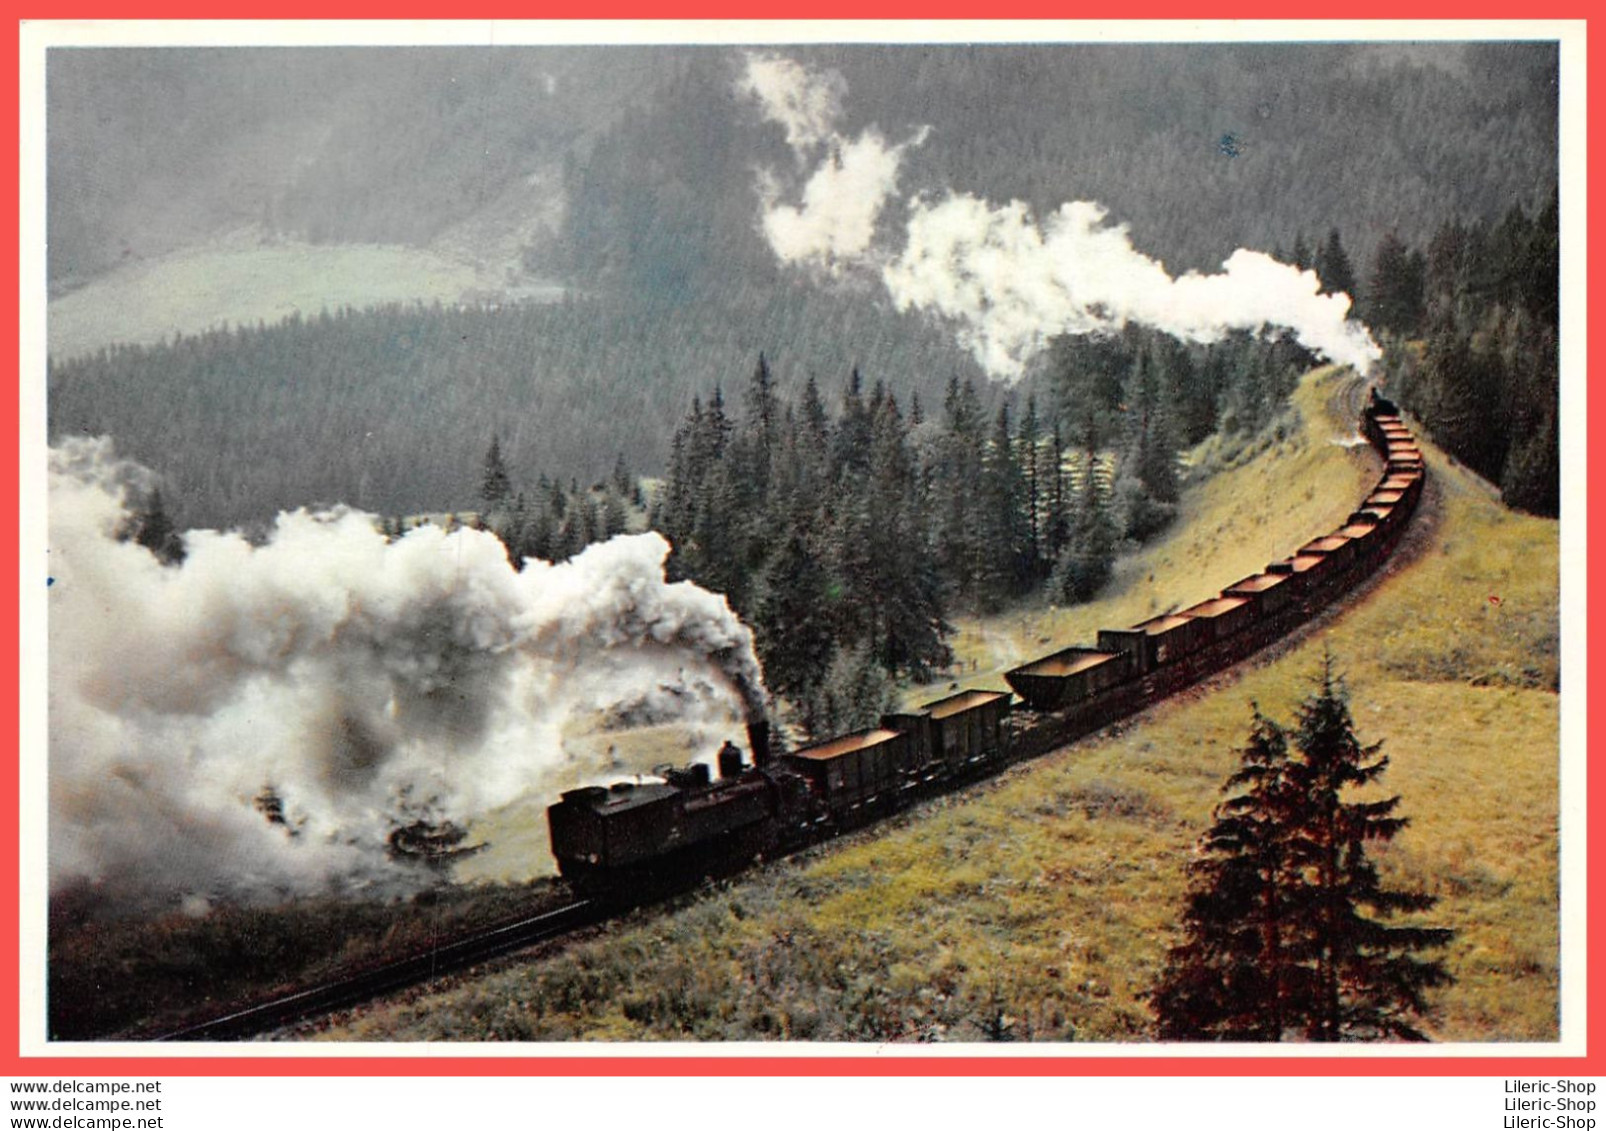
left=153, top=898, right=602, bottom=1042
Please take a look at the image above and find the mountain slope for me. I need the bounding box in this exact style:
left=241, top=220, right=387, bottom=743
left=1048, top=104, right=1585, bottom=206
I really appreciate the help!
left=307, top=367, right=1560, bottom=1042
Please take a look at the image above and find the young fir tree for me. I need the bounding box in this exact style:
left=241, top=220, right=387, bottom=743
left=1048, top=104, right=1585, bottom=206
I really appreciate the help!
left=1050, top=448, right=1116, bottom=604
left=1286, top=658, right=1454, bottom=1041
left=1290, top=232, right=1314, bottom=272
left=1153, top=660, right=1453, bottom=1041
left=1152, top=709, right=1302, bottom=1040
left=1315, top=228, right=1359, bottom=308
left=479, top=434, right=513, bottom=514
left=1363, top=231, right=1426, bottom=338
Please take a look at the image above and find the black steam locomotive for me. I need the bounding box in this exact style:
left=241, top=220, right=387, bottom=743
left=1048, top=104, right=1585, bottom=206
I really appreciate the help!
left=547, top=393, right=1424, bottom=895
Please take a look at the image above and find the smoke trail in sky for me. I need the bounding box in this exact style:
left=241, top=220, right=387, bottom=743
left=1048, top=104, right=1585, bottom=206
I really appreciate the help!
left=738, top=51, right=928, bottom=278
left=736, top=52, right=1381, bottom=379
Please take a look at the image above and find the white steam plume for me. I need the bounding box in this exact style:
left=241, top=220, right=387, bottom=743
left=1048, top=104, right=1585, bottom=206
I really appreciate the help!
left=736, top=52, right=847, bottom=155
left=736, top=54, right=1381, bottom=380
left=757, top=129, right=925, bottom=274
left=739, top=51, right=927, bottom=277
left=884, top=196, right=1382, bottom=380
left=48, top=438, right=767, bottom=908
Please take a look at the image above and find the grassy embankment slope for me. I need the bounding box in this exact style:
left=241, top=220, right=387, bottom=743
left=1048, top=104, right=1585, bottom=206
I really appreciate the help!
left=311, top=366, right=1560, bottom=1043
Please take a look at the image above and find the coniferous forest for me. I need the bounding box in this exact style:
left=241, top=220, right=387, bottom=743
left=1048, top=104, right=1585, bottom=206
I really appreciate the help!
left=460, top=326, right=1311, bottom=737
left=48, top=43, right=1559, bottom=532
left=1369, top=199, right=1560, bottom=517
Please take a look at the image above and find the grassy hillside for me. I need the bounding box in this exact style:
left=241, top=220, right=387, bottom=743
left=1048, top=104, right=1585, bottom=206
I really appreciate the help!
left=46, top=230, right=562, bottom=362
left=924, top=373, right=1377, bottom=697
left=301, top=367, right=1561, bottom=1043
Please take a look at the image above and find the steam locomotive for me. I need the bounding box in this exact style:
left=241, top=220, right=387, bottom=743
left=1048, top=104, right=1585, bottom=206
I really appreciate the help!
left=547, top=392, right=1424, bottom=895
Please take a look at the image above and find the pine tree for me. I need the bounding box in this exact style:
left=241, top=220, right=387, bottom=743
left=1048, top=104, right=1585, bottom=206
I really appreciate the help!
left=1019, top=395, right=1044, bottom=579
left=500, top=492, right=530, bottom=568
left=1291, top=232, right=1314, bottom=272
left=1050, top=448, right=1116, bottom=604
left=751, top=510, right=839, bottom=707
left=975, top=402, right=1031, bottom=608
left=801, top=643, right=896, bottom=738
left=1287, top=659, right=1453, bottom=1041
left=610, top=452, right=636, bottom=501
left=1044, top=421, right=1070, bottom=562
left=1500, top=406, right=1558, bottom=517
left=1416, top=306, right=1506, bottom=483
left=740, top=353, right=780, bottom=505
left=1112, top=347, right=1179, bottom=542
left=832, top=367, right=873, bottom=481
left=479, top=434, right=513, bottom=514
left=1153, top=660, right=1453, bottom=1042
left=1153, top=709, right=1301, bottom=1040
left=600, top=487, right=630, bottom=539
left=925, top=376, right=981, bottom=598
left=1315, top=228, right=1359, bottom=311
left=1363, top=231, right=1426, bottom=337
left=799, top=374, right=830, bottom=460
left=863, top=392, right=951, bottom=676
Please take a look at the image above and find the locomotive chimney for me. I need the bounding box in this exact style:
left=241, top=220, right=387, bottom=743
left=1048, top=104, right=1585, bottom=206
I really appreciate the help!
left=746, top=717, right=772, bottom=766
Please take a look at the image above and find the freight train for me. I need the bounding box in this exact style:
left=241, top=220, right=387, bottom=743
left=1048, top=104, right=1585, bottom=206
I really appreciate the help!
left=547, top=391, right=1425, bottom=895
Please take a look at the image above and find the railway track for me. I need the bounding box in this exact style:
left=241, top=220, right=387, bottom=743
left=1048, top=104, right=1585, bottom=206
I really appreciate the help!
left=155, top=898, right=605, bottom=1041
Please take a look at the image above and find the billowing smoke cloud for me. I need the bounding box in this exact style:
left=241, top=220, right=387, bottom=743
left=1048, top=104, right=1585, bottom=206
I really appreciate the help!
left=737, top=53, right=1381, bottom=379
left=736, top=52, right=847, bottom=155
left=48, top=438, right=767, bottom=908
left=739, top=52, right=927, bottom=277
left=884, top=196, right=1381, bottom=380
left=757, top=130, right=924, bottom=273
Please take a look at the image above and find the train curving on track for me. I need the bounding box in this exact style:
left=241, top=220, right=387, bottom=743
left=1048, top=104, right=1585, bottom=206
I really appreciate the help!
left=547, top=389, right=1426, bottom=893
left=164, top=388, right=1422, bottom=1041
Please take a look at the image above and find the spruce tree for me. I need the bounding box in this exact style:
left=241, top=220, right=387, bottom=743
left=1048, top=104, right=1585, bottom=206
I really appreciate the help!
left=1153, top=660, right=1453, bottom=1042
left=1286, top=658, right=1453, bottom=1041
left=933, top=376, right=986, bottom=599
left=751, top=512, right=838, bottom=707
left=1364, top=231, right=1426, bottom=337
left=1153, top=709, right=1301, bottom=1040
left=479, top=434, right=513, bottom=514
left=739, top=353, right=780, bottom=506
left=610, top=452, right=635, bottom=501
left=861, top=391, right=950, bottom=677
left=976, top=402, right=1031, bottom=608
left=1315, top=228, right=1358, bottom=304
left=1051, top=449, right=1116, bottom=604
left=1019, top=395, right=1043, bottom=578
left=1044, top=421, right=1069, bottom=562
left=1291, top=232, right=1314, bottom=272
